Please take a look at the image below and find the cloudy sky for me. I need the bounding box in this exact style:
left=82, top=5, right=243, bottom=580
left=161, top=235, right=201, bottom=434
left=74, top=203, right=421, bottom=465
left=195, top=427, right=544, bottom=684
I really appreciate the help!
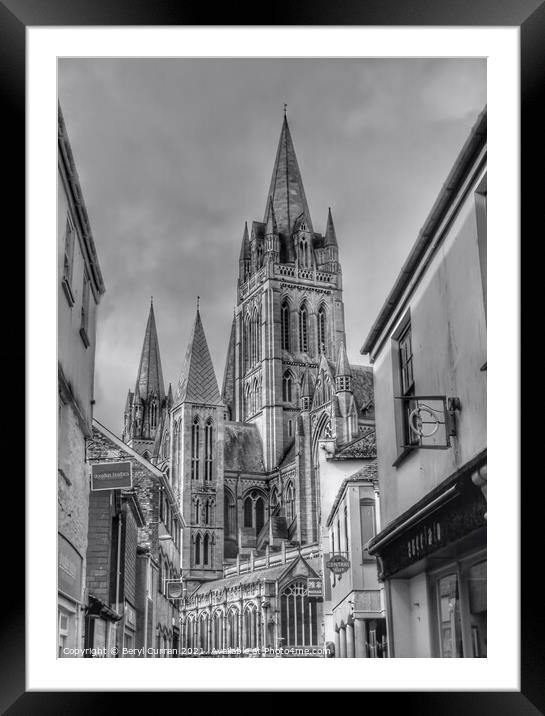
left=58, top=58, right=486, bottom=434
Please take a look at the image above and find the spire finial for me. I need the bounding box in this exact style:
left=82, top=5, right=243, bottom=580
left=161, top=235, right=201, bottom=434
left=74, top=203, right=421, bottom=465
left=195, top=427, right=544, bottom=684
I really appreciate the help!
left=150, top=295, right=153, bottom=306
left=197, top=296, right=200, bottom=311
left=283, top=103, right=287, bottom=117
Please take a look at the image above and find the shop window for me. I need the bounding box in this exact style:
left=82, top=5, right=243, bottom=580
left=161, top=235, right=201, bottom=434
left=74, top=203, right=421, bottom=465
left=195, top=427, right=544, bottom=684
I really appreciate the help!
left=58, top=608, right=70, bottom=657
left=437, top=573, right=464, bottom=657
left=468, top=560, right=487, bottom=657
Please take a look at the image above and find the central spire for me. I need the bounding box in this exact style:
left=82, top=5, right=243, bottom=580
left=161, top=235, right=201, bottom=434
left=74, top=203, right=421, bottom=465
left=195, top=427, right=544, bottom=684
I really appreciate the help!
left=264, top=113, right=312, bottom=236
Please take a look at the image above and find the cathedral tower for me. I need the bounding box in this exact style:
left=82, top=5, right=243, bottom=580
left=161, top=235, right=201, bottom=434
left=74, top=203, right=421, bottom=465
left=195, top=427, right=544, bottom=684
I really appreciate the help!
left=123, top=299, right=167, bottom=458
left=226, top=113, right=347, bottom=474
left=171, top=307, right=225, bottom=589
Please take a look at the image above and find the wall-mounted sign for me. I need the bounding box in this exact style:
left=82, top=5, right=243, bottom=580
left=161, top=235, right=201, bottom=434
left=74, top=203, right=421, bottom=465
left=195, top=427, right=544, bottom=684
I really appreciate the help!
left=58, top=533, right=83, bottom=602
left=326, top=554, right=350, bottom=575
left=307, top=577, right=323, bottom=597
left=91, top=461, right=132, bottom=491
left=166, top=581, right=184, bottom=599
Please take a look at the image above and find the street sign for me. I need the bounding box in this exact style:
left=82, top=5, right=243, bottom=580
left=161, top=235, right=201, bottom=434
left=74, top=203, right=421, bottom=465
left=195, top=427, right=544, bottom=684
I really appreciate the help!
left=307, top=577, right=322, bottom=597
left=166, top=581, right=184, bottom=599
left=326, top=554, right=350, bottom=575
left=91, top=461, right=132, bottom=491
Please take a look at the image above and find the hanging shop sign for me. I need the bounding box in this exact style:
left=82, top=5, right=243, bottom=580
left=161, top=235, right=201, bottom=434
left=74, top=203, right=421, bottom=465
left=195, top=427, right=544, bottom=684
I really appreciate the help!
left=166, top=581, right=184, bottom=599
left=325, top=554, right=350, bottom=575
left=91, top=461, right=132, bottom=491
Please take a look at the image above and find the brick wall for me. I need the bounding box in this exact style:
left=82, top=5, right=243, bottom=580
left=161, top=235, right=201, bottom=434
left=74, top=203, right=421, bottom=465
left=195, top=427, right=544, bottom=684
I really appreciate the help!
left=86, top=489, right=113, bottom=603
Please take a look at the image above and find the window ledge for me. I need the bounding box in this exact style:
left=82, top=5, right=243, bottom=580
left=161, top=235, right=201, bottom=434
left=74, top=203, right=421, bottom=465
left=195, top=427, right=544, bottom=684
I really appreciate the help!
left=79, top=326, right=90, bottom=349
left=392, top=445, right=416, bottom=469
left=61, top=277, right=75, bottom=307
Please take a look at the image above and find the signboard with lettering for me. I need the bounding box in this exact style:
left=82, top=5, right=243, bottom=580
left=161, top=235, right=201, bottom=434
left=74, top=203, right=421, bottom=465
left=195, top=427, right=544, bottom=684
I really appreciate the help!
left=91, top=461, right=132, bottom=491
left=307, top=577, right=323, bottom=597
left=58, top=533, right=83, bottom=602
left=325, top=554, right=351, bottom=575
left=378, top=481, right=486, bottom=579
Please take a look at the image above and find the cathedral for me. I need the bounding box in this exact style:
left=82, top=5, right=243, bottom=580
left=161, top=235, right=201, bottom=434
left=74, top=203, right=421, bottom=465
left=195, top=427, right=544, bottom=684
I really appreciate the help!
left=122, top=113, right=375, bottom=655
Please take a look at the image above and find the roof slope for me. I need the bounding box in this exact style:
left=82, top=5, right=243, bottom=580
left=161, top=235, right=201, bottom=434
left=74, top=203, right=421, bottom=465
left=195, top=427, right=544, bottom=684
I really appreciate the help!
left=224, top=422, right=266, bottom=473
left=174, top=309, right=221, bottom=406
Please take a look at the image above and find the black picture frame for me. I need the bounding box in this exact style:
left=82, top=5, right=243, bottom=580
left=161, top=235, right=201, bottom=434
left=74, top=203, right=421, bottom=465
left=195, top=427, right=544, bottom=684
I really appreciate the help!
left=9, top=0, right=537, bottom=710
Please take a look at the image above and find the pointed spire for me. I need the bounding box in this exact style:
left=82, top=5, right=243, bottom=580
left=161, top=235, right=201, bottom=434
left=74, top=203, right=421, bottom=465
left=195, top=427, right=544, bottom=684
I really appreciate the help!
left=335, top=341, right=352, bottom=390
left=222, top=314, right=236, bottom=415
left=265, top=113, right=313, bottom=236
left=124, top=389, right=133, bottom=413
left=301, top=369, right=313, bottom=397
left=135, top=299, right=165, bottom=400
left=167, top=383, right=173, bottom=408
left=324, top=207, right=338, bottom=248
left=336, top=341, right=352, bottom=378
left=174, top=308, right=221, bottom=406
left=265, top=196, right=277, bottom=235
left=239, top=222, right=250, bottom=261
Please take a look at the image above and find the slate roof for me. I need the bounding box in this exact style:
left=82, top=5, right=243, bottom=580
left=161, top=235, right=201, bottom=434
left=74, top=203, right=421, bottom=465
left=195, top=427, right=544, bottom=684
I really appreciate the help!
left=189, top=554, right=322, bottom=597
left=224, top=422, right=266, bottom=474
left=350, top=364, right=374, bottom=413
left=135, top=299, right=165, bottom=400
left=334, top=428, right=377, bottom=460
left=174, top=309, right=221, bottom=406
left=279, top=439, right=296, bottom=469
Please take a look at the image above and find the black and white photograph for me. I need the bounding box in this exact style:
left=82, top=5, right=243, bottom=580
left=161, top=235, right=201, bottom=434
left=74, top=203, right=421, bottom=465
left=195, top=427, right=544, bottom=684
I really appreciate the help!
left=56, top=55, right=488, bottom=661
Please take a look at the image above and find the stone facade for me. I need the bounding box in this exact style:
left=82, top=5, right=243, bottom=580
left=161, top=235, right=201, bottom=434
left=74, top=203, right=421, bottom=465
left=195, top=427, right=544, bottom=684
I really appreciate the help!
left=57, top=102, right=105, bottom=657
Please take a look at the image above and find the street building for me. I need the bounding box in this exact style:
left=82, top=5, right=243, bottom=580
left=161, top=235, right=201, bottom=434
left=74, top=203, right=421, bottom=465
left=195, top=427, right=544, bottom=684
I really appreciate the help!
left=361, top=108, right=487, bottom=658
left=57, top=102, right=105, bottom=656
left=87, top=420, right=184, bottom=657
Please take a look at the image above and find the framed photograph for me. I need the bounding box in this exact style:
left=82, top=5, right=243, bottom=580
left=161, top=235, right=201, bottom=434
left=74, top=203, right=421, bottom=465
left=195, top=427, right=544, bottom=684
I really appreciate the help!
left=9, top=0, right=537, bottom=708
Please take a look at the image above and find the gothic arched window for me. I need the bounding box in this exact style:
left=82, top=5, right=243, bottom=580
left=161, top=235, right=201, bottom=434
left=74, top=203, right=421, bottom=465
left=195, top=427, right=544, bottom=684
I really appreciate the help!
left=191, top=417, right=200, bottom=480
left=150, top=400, right=158, bottom=430
left=244, top=315, right=251, bottom=370
left=244, top=496, right=253, bottom=528
left=253, top=377, right=260, bottom=413
left=204, top=499, right=210, bottom=525
left=255, top=497, right=265, bottom=535
left=282, top=371, right=292, bottom=402
left=281, top=300, right=290, bottom=351
left=203, top=534, right=209, bottom=566
left=299, top=238, right=309, bottom=267
left=285, top=482, right=295, bottom=522
left=195, top=534, right=201, bottom=565
left=280, top=580, right=318, bottom=646
left=317, top=305, right=327, bottom=354
left=204, top=418, right=213, bottom=481
left=194, top=498, right=200, bottom=524
left=299, top=303, right=308, bottom=353
left=227, top=609, right=239, bottom=649
left=224, top=489, right=236, bottom=538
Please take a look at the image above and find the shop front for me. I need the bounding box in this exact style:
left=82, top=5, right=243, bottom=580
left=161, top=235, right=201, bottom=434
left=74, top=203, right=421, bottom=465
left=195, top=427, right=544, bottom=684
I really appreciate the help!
left=58, top=533, right=84, bottom=657
left=368, top=454, right=487, bottom=658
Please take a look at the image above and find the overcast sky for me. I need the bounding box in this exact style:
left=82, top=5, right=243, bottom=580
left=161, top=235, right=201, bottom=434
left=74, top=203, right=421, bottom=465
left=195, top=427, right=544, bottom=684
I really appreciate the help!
left=58, top=58, right=486, bottom=434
